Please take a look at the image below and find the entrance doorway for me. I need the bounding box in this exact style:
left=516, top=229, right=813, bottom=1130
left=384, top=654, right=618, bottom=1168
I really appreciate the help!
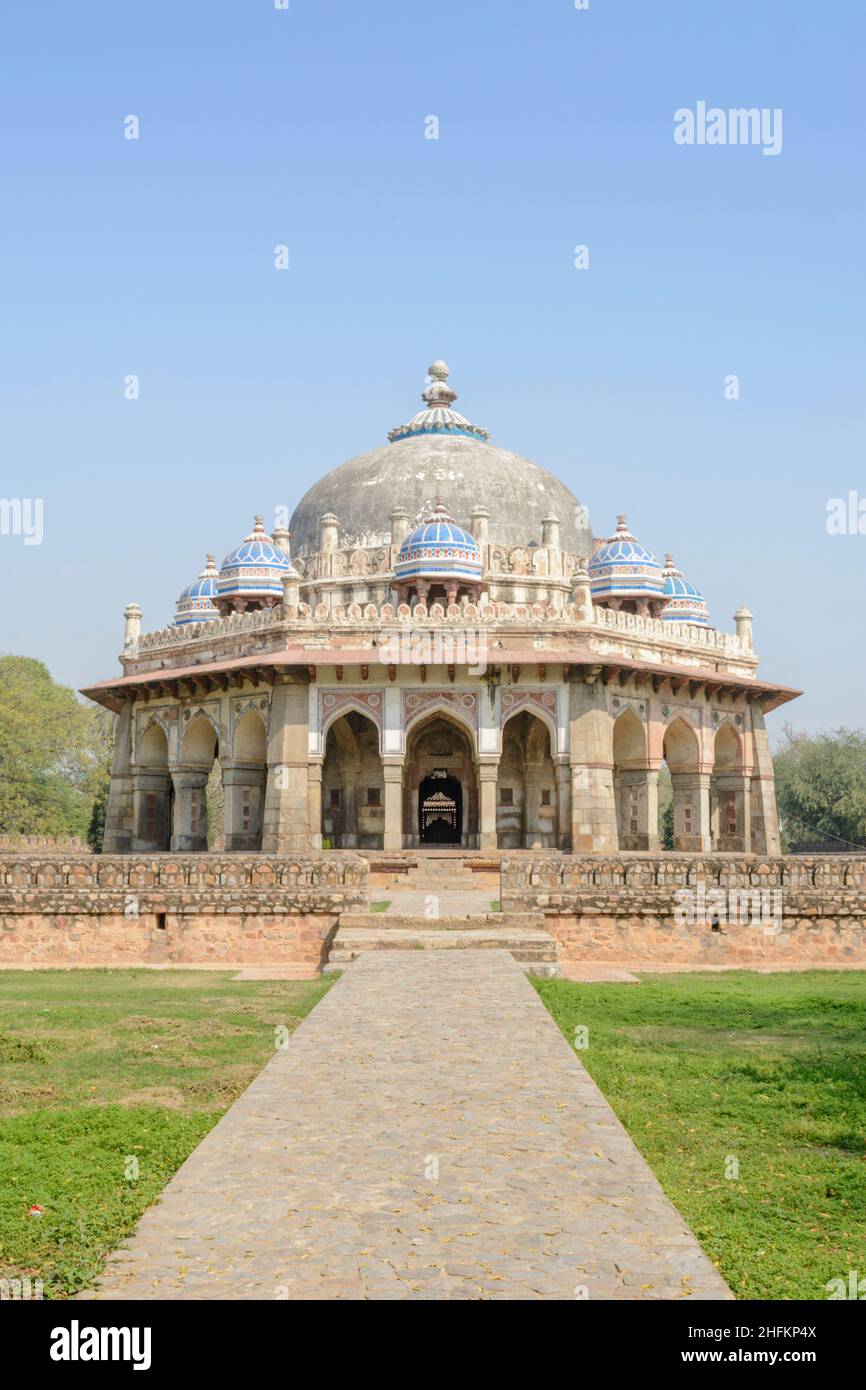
left=419, top=773, right=462, bottom=844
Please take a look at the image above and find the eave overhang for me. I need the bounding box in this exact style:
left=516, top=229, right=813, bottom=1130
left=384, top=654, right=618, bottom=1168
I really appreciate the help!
left=80, top=641, right=801, bottom=715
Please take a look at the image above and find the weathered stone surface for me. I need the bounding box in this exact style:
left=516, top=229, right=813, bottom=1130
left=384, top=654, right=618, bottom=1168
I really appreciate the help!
left=84, top=951, right=730, bottom=1301
left=502, top=854, right=866, bottom=965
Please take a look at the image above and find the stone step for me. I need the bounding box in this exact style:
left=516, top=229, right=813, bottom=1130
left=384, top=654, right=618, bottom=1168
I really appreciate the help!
left=340, top=911, right=546, bottom=931
left=325, top=924, right=560, bottom=978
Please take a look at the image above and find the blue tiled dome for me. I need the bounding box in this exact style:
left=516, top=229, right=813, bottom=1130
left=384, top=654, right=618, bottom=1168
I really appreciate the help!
left=173, top=555, right=220, bottom=626
left=660, top=554, right=710, bottom=626
left=217, top=516, right=290, bottom=604
left=395, top=501, right=483, bottom=586
left=589, top=515, right=664, bottom=601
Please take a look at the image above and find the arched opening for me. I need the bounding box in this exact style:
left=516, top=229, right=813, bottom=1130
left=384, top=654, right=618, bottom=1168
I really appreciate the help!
left=711, top=722, right=748, bottom=851
left=612, top=708, right=656, bottom=851
left=662, top=716, right=706, bottom=852
left=321, top=710, right=383, bottom=848
left=418, top=773, right=462, bottom=844
left=497, top=710, right=558, bottom=849
left=403, top=713, right=477, bottom=848
left=173, top=714, right=219, bottom=852
left=132, top=721, right=172, bottom=852
left=223, top=708, right=268, bottom=851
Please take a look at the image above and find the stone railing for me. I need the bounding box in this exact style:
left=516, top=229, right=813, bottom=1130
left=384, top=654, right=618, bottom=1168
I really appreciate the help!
left=501, top=853, right=866, bottom=911
left=592, top=606, right=745, bottom=655
left=0, top=854, right=369, bottom=915
left=0, top=834, right=90, bottom=852
left=134, top=596, right=745, bottom=659
left=138, top=605, right=283, bottom=652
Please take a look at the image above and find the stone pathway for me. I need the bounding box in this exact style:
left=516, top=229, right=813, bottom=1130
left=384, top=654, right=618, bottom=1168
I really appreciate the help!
left=86, top=951, right=730, bottom=1301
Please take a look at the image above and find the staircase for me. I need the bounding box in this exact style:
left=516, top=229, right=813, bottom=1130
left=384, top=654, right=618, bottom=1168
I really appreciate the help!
left=325, top=907, right=560, bottom=978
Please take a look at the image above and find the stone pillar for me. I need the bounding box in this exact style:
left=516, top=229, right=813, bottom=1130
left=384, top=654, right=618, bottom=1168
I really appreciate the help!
left=170, top=770, right=210, bottom=852
left=221, top=761, right=266, bottom=851
left=554, top=758, right=572, bottom=851
left=123, top=603, right=142, bottom=657
left=568, top=679, right=618, bottom=851
left=615, top=767, right=660, bottom=851
left=307, top=759, right=323, bottom=852
left=261, top=678, right=310, bottom=853
left=131, top=770, right=172, bottom=852
left=102, top=699, right=134, bottom=852
left=670, top=771, right=712, bottom=852
left=712, top=773, right=752, bottom=852
left=382, top=759, right=404, bottom=851
left=340, top=768, right=358, bottom=848
left=523, top=764, right=542, bottom=849
left=477, top=760, right=499, bottom=850
left=749, top=701, right=781, bottom=854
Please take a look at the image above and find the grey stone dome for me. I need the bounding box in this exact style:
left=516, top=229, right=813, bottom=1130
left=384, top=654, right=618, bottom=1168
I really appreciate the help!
left=289, top=362, right=592, bottom=559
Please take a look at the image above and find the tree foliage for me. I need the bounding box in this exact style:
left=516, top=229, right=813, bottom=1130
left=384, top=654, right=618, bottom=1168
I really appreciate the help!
left=773, top=725, right=866, bottom=850
left=0, top=655, right=114, bottom=842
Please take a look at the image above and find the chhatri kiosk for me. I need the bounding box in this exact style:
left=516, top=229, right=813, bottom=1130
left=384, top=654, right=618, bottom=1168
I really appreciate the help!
left=84, top=361, right=798, bottom=858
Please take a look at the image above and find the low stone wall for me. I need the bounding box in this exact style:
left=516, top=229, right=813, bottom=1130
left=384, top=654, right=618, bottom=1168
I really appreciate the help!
left=501, top=855, right=866, bottom=965
left=0, top=855, right=369, bottom=969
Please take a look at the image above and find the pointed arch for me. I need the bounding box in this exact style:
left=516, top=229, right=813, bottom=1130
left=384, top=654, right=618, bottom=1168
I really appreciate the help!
left=663, top=715, right=700, bottom=774
left=181, top=712, right=219, bottom=768
left=321, top=709, right=383, bottom=849
left=233, top=708, right=267, bottom=763
left=138, top=720, right=169, bottom=769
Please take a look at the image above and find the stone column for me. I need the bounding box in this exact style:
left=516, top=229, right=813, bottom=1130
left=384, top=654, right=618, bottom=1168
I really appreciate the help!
left=261, top=677, right=310, bottom=853
left=712, top=773, right=752, bottom=853
left=749, top=701, right=781, bottom=855
left=523, top=764, right=542, bottom=849
left=382, top=759, right=404, bottom=851
left=568, top=678, right=618, bottom=852
left=340, top=768, right=358, bottom=848
left=670, top=771, right=712, bottom=852
left=170, top=770, right=210, bottom=852
left=477, top=759, right=499, bottom=850
left=103, top=698, right=134, bottom=852
left=554, top=758, right=572, bottom=851
left=131, top=770, right=172, bottom=852
left=615, top=767, right=660, bottom=851
left=307, top=759, right=323, bottom=851
left=221, top=761, right=267, bottom=851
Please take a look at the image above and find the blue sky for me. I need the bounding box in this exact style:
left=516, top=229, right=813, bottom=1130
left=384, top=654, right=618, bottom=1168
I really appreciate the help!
left=0, top=1, right=863, bottom=737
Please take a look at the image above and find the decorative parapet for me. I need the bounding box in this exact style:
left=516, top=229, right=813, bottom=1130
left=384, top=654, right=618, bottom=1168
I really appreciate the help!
left=0, top=854, right=369, bottom=915
left=134, top=596, right=747, bottom=661
left=500, top=854, right=866, bottom=910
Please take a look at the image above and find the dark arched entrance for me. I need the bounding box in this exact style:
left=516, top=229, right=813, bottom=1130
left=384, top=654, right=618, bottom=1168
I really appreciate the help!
left=419, top=773, right=462, bottom=844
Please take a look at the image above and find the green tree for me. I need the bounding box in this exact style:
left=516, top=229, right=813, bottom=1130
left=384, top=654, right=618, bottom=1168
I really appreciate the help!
left=773, top=725, right=866, bottom=850
left=0, top=655, right=113, bottom=841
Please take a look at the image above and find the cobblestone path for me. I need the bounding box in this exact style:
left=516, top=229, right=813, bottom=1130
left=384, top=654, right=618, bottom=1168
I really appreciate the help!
left=87, top=951, right=730, bottom=1301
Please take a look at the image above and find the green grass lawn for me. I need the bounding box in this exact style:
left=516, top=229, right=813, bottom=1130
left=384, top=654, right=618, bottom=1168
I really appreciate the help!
left=0, top=969, right=333, bottom=1298
left=535, top=970, right=866, bottom=1300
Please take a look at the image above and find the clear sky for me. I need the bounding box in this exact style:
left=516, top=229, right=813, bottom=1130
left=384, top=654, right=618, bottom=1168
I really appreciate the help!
left=1, top=1, right=863, bottom=738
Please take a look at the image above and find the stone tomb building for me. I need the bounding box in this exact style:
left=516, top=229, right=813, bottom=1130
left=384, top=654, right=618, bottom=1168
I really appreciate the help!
left=84, top=361, right=799, bottom=859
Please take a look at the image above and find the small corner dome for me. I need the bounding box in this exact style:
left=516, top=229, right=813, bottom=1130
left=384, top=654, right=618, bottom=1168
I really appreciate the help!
left=660, top=554, right=710, bottom=626
left=217, top=516, right=290, bottom=602
left=395, top=500, right=483, bottom=585
left=589, top=515, right=664, bottom=599
left=173, top=555, right=220, bottom=626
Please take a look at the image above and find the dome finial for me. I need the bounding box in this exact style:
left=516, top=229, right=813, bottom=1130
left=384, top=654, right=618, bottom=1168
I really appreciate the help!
left=387, top=360, right=490, bottom=443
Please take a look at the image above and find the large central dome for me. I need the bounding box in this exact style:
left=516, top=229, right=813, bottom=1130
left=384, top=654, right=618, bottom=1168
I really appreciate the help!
left=289, top=362, right=591, bottom=558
